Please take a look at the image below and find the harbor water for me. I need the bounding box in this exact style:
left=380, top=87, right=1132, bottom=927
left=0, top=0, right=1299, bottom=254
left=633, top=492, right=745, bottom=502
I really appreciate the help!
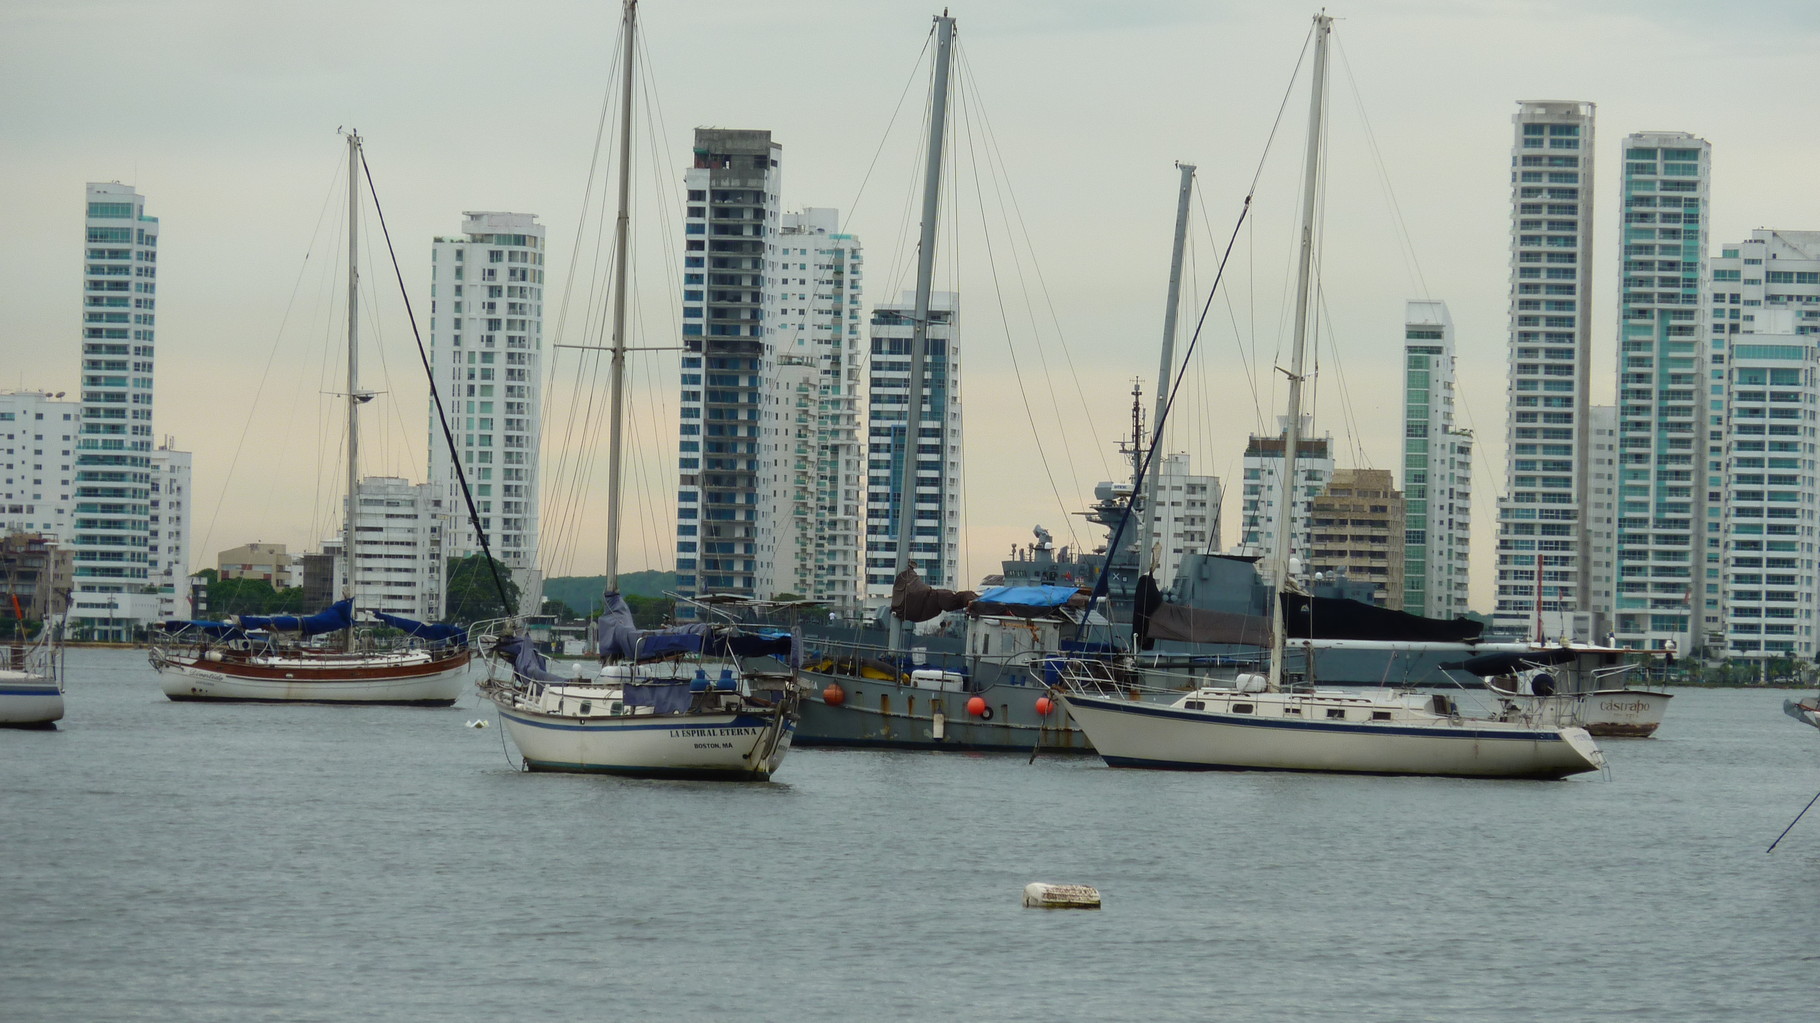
left=5, top=648, right=1818, bottom=1022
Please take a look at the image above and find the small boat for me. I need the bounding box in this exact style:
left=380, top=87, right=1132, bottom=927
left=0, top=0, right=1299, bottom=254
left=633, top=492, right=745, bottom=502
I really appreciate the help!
left=478, top=611, right=798, bottom=780
left=146, top=130, right=473, bottom=705
left=473, top=0, right=799, bottom=780
left=1785, top=696, right=1820, bottom=731
left=150, top=602, right=471, bottom=705
left=0, top=630, right=63, bottom=728
left=1056, top=14, right=1605, bottom=780
left=1448, top=645, right=1673, bottom=738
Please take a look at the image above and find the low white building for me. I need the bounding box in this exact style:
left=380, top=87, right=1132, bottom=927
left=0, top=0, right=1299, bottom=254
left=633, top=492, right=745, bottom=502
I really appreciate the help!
left=1232, top=416, right=1334, bottom=589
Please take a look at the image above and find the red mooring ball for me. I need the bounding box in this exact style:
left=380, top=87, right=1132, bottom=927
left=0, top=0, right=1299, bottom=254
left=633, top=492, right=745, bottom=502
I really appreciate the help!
left=967, top=696, right=988, bottom=717
left=1035, top=696, right=1055, bottom=716
left=823, top=683, right=846, bottom=707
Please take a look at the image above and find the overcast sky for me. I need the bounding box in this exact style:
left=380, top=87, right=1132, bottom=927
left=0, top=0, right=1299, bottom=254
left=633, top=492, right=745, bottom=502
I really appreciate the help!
left=5, top=0, right=1819, bottom=609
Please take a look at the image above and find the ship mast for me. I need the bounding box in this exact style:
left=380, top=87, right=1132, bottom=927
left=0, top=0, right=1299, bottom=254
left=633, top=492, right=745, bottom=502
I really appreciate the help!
left=342, top=129, right=363, bottom=653
left=604, top=0, right=637, bottom=593
left=888, top=12, right=956, bottom=653
left=1267, top=13, right=1330, bottom=692
left=1136, top=162, right=1196, bottom=588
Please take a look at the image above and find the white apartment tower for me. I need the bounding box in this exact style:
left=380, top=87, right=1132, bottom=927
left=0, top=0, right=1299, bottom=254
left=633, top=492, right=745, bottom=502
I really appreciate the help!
left=149, top=440, right=192, bottom=621
left=1710, top=231, right=1820, bottom=662
left=1494, top=101, right=1597, bottom=641
left=1146, top=452, right=1219, bottom=590
left=770, top=208, right=865, bottom=606
left=1233, top=417, right=1335, bottom=590
left=865, top=290, right=963, bottom=601
left=1613, top=133, right=1710, bottom=651
left=428, top=211, right=545, bottom=614
left=0, top=390, right=80, bottom=539
left=675, top=129, right=782, bottom=609
left=71, top=182, right=161, bottom=640
left=1586, top=404, right=1619, bottom=626
left=335, top=477, right=446, bottom=621
left=1400, top=300, right=1473, bottom=619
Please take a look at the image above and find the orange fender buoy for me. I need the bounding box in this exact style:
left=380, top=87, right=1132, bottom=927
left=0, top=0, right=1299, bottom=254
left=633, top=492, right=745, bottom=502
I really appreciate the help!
left=967, top=696, right=989, bottom=718
left=1035, top=696, right=1054, bottom=716
left=823, top=682, right=846, bottom=707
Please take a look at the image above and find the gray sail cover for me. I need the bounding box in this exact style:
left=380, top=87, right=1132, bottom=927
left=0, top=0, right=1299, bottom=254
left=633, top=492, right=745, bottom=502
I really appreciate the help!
left=891, top=567, right=979, bottom=623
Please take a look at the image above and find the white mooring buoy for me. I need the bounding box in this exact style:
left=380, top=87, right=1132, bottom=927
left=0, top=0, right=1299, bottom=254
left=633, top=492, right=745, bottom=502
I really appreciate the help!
left=1022, top=882, right=1101, bottom=909
left=466, top=719, right=489, bottom=729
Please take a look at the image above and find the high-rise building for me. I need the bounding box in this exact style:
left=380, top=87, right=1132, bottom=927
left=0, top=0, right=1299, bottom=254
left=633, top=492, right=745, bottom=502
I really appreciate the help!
left=427, top=211, right=546, bottom=614
left=1145, top=452, right=1219, bottom=590
left=769, top=208, right=865, bottom=608
left=1612, top=133, right=1710, bottom=651
left=1586, top=404, right=1619, bottom=628
left=149, top=440, right=191, bottom=621
left=71, top=182, right=160, bottom=641
left=1400, top=300, right=1473, bottom=619
left=1233, top=418, right=1334, bottom=590
left=1309, top=468, right=1405, bottom=608
left=1710, top=230, right=1820, bottom=662
left=865, top=290, right=963, bottom=599
left=0, top=390, right=79, bottom=539
left=675, top=129, right=782, bottom=609
left=334, top=477, right=445, bottom=621
left=1493, top=101, right=1597, bottom=642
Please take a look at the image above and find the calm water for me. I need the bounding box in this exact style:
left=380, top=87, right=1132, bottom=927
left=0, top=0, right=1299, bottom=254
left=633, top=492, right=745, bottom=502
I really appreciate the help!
left=4, top=648, right=1819, bottom=1022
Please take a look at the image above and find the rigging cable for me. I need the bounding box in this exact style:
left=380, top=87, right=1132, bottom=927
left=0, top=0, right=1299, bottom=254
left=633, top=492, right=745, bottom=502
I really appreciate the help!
left=359, top=148, right=514, bottom=614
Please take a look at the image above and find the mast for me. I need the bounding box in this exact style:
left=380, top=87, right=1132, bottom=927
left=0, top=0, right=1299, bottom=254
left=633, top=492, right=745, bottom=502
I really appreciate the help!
left=888, top=12, right=956, bottom=652
left=343, top=128, right=362, bottom=653
left=1267, top=13, right=1330, bottom=692
left=604, top=0, right=637, bottom=593
left=1136, top=162, right=1196, bottom=588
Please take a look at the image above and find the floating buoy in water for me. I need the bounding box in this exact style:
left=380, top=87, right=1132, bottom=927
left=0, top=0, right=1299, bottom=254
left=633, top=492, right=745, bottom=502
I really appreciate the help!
left=466, top=719, right=489, bottom=729
left=823, top=682, right=846, bottom=707
left=966, top=696, right=988, bottom=717
left=1023, top=883, right=1101, bottom=909
left=1035, top=696, right=1054, bottom=716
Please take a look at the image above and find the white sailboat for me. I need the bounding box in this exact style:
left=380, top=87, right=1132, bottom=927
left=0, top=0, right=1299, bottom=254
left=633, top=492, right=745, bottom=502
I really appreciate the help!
left=473, top=0, right=799, bottom=780
left=1, top=623, right=63, bottom=728
left=1055, top=14, right=1606, bottom=780
left=148, top=130, right=472, bottom=705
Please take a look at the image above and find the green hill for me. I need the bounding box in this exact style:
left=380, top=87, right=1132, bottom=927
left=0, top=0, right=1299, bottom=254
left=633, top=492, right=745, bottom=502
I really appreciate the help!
left=542, top=570, right=674, bottom=614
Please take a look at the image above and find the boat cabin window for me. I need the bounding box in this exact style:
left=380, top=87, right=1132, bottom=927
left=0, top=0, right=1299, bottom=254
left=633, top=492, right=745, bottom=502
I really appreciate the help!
left=578, top=701, right=592, bottom=715
left=1232, top=703, right=1253, bottom=714
left=1283, top=707, right=1302, bottom=716
left=609, top=702, right=622, bottom=716
left=1185, top=700, right=1204, bottom=711
left=1326, top=708, right=1346, bottom=719
left=1371, top=711, right=1392, bottom=721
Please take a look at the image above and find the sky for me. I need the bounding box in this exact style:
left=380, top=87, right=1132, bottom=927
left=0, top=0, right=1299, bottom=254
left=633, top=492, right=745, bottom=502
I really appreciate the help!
left=5, top=0, right=1820, bottom=611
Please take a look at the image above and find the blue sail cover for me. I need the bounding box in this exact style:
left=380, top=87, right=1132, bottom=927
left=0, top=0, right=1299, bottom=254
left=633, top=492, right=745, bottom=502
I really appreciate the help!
left=970, top=585, right=1084, bottom=618
left=160, top=619, right=246, bottom=639
left=371, top=611, right=468, bottom=646
left=494, top=634, right=570, bottom=683
left=623, top=681, right=692, bottom=714
left=237, top=599, right=354, bottom=637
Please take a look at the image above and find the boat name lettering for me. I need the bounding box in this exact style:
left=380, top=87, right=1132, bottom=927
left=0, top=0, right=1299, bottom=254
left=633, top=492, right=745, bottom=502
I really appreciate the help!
left=1598, top=700, right=1649, bottom=713
left=669, top=727, right=761, bottom=738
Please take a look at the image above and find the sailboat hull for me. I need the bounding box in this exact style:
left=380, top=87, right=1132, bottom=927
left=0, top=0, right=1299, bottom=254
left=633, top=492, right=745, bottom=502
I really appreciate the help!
left=496, top=707, right=795, bottom=780
left=1058, top=691, right=1604, bottom=779
left=0, top=673, right=64, bottom=727
left=152, top=648, right=472, bottom=705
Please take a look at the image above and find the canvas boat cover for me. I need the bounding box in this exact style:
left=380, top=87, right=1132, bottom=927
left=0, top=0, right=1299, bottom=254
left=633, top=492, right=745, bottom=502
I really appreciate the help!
left=493, top=634, right=570, bottom=683
left=1439, top=647, right=1583, bottom=675
left=1281, top=593, right=1482, bottom=643
left=891, top=567, right=978, bottom=623
left=968, top=584, right=1086, bottom=619
left=1133, top=574, right=1271, bottom=648
left=371, top=611, right=468, bottom=646
left=159, top=619, right=247, bottom=639
left=235, top=599, right=354, bottom=637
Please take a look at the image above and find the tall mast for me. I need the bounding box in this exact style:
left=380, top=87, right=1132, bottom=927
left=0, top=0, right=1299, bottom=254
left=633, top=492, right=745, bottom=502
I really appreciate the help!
left=343, top=128, right=362, bottom=652
left=888, top=12, right=956, bottom=652
left=604, top=0, right=637, bottom=593
left=1136, top=162, right=1196, bottom=589
left=1268, top=13, right=1330, bottom=692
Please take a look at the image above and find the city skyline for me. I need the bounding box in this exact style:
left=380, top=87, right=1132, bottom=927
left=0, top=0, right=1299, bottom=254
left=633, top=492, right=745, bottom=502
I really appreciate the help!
left=6, top=2, right=1820, bottom=611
